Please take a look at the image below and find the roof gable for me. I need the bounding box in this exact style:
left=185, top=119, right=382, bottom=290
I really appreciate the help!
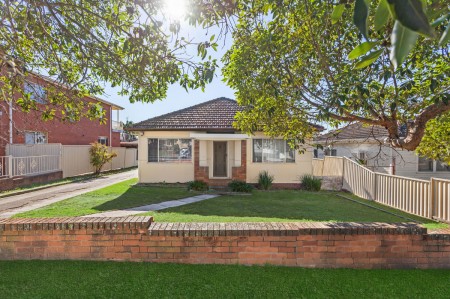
left=132, top=97, right=243, bottom=131
left=316, top=122, right=388, bottom=142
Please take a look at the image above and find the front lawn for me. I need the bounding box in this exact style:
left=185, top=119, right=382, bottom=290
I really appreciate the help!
left=14, top=180, right=445, bottom=228
left=15, top=179, right=198, bottom=218
left=143, top=190, right=441, bottom=227
left=0, top=261, right=449, bottom=298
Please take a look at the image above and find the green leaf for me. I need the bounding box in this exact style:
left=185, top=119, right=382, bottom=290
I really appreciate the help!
left=353, top=0, right=369, bottom=39
left=331, top=4, right=345, bottom=24
left=439, top=22, right=450, bottom=46
left=348, top=41, right=378, bottom=60
left=389, top=0, right=435, bottom=37
left=431, top=15, right=449, bottom=27
left=374, top=0, right=390, bottom=31
left=390, top=21, right=419, bottom=69
left=355, top=49, right=384, bottom=69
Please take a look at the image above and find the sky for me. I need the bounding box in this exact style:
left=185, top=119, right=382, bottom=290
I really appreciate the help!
left=102, top=14, right=235, bottom=124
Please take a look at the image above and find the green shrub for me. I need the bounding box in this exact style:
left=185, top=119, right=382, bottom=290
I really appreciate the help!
left=187, top=180, right=208, bottom=191
left=258, top=171, right=274, bottom=190
left=301, top=175, right=322, bottom=191
left=89, top=142, right=117, bottom=175
left=228, top=180, right=253, bottom=193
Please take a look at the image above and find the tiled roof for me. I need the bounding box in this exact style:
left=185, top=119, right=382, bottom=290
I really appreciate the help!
left=132, top=97, right=243, bottom=131
left=316, top=122, right=388, bottom=142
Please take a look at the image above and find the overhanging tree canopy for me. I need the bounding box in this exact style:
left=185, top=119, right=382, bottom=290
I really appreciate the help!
left=222, top=0, right=450, bottom=151
left=0, top=0, right=222, bottom=121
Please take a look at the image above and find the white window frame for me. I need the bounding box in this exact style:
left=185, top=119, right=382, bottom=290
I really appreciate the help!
left=98, top=136, right=108, bottom=146
left=252, top=139, right=295, bottom=163
left=25, top=131, right=48, bottom=144
left=147, top=138, right=192, bottom=163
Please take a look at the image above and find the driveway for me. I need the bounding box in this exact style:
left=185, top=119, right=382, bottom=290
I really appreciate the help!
left=0, top=169, right=137, bottom=218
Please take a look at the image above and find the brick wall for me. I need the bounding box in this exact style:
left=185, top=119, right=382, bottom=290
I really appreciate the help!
left=194, top=140, right=247, bottom=186
left=0, top=74, right=120, bottom=156
left=1, top=218, right=450, bottom=269
left=0, top=170, right=63, bottom=191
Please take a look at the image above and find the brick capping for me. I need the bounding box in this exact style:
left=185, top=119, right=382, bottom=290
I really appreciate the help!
left=0, top=216, right=153, bottom=231
left=148, top=222, right=428, bottom=237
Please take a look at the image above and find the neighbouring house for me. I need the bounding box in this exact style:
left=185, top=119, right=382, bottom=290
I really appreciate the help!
left=314, top=122, right=450, bottom=180
left=132, top=97, right=316, bottom=187
left=0, top=73, right=124, bottom=156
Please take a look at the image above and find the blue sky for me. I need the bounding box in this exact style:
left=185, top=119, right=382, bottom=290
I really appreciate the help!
left=103, top=20, right=235, bottom=124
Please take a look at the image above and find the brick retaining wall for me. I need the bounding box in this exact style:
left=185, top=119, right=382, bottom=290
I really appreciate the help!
left=0, top=171, right=63, bottom=191
left=1, top=218, right=449, bottom=268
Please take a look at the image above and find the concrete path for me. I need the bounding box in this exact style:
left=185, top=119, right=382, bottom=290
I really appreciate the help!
left=83, top=194, right=219, bottom=218
left=0, top=169, right=137, bottom=218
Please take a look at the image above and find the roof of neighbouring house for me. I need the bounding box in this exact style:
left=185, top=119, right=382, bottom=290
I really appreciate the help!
left=315, top=122, right=389, bottom=143
left=132, top=97, right=244, bottom=131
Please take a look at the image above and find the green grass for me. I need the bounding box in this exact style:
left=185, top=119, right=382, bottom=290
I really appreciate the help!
left=15, top=180, right=447, bottom=229
left=15, top=178, right=198, bottom=218
left=141, top=190, right=441, bottom=228
left=0, top=261, right=449, bottom=298
left=0, top=167, right=137, bottom=198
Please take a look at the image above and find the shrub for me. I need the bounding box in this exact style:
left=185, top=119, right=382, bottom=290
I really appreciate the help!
left=301, top=175, right=322, bottom=191
left=228, top=180, right=253, bottom=193
left=258, top=170, right=274, bottom=190
left=187, top=180, right=208, bottom=191
left=89, top=142, right=117, bottom=175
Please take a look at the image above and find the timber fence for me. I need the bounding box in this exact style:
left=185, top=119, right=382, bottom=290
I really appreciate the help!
left=313, top=156, right=450, bottom=222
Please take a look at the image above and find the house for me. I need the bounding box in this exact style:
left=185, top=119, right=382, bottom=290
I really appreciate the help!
left=132, top=97, right=314, bottom=187
left=0, top=73, right=124, bottom=156
left=314, top=122, right=450, bottom=180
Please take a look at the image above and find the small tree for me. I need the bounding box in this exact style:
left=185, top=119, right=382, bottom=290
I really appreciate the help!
left=89, top=142, right=117, bottom=175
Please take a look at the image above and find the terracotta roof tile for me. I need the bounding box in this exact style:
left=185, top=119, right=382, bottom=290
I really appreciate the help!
left=132, top=97, right=243, bottom=131
left=316, top=122, right=388, bottom=142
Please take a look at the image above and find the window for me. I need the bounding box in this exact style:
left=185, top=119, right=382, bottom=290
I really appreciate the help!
left=98, top=136, right=108, bottom=146
left=252, top=139, right=295, bottom=163
left=313, top=149, right=318, bottom=159
left=324, top=148, right=337, bottom=156
left=148, top=138, right=192, bottom=162
left=436, top=161, right=450, bottom=172
left=25, top=131, right=47, bottom=144
left=418, top=156, right=435, bottom=172
left=24, top=82, right=47, bottom=104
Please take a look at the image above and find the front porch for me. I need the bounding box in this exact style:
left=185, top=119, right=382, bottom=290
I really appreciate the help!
left=192, top=134, right=248, bottom=186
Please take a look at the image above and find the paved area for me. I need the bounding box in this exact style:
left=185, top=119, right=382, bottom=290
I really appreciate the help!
left=83, top=194, right=219, bottom=218
left=0, top=169, right=137, bottom=218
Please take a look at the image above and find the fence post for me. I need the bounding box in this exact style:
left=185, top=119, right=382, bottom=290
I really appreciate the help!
left=8, top=155, right=12, bottom=178
left=373, top=173, right=377, bottom=201
left=429, top=177, right=435, bottom=219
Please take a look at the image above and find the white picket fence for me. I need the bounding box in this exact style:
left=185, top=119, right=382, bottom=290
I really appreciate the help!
left=3, top=144, right=138, bottom=179
left=313, top=156, right=450, bottom=222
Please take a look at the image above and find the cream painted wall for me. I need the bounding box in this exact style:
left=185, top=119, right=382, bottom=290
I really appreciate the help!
left=137, top=130, right=314, bottom=184
left=138, top=131, right=198, bottom=183
left=246, top=133, right=313, bottom=184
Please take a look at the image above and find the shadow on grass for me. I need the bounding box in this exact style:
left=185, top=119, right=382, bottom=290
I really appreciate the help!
left=92, top=185, right=196, bottom=211
left=150, top=190, right=439, bottom=224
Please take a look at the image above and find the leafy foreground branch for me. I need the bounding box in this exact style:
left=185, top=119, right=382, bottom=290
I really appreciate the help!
left=223, top=0, right=450, bottom=151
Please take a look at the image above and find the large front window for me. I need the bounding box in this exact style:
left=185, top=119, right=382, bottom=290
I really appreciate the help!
left=252, top=139, right=295, bottom=163
left=148, top=138, right=192, bottom=162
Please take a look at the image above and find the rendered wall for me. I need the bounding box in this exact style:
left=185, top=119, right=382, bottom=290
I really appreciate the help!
left=246, top=133, right=313, bottom=184
left=138, top=131, right=196, bottom=183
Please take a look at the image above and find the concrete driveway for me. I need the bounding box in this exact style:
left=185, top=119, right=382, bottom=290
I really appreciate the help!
left=0, top=169, right=137, bottom=218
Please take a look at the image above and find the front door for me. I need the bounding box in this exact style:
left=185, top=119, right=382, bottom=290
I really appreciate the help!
left=213, top=141, right=227, bottom=177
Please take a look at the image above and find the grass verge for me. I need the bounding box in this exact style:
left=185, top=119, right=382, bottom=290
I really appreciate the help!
left=0, top=261, right=449, bottom=299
